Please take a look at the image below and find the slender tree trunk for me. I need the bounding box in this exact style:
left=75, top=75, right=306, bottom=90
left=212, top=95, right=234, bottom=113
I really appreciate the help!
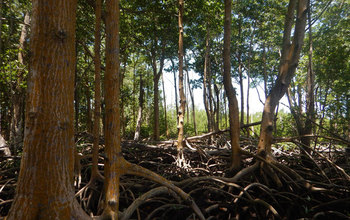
left=262, top=44, right=268, bottom=98
left=91, top=0, right=102, bottom=180
left=237, top=19, right=244, bottom=125
left=162, top=73, right=169, bottom=138
left=203, top=27, right=211, bottom=134
left=6, top=1, right=89, bottom=218
left=74, top=42, right=80, bottom=132
left=258, top=0, right=307, bottom=155
left=176, top=0, right=187, bottom=167
left=134, top=72, right=144, bottom=141
left=152, top=46, right=165, bottom=141
left=302, top=0, right=314, bottom=152
left=214, top=84, right=220, bottom=132
left=185, top=62, right=197, bottom=135
left=223, top=0, right=241, bottom=170
left=171, top=58, right=179, bottom=117
left=103, top=0, right=122, bottom=216
left=246, top=32, right=254, bottom=136
left=10, top=11, right=30, bottom=153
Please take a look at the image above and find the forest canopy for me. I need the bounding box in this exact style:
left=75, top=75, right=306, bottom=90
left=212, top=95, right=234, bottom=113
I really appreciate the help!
left=0, top=0, right=349, bottom=219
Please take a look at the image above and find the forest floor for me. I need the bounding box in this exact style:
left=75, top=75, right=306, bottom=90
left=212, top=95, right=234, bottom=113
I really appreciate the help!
left=1, top=132, right=350, bottom=219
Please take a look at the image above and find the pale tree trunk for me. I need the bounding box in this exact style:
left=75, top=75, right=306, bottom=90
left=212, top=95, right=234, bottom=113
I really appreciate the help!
left=6, top=1, right=89, bottom=219
left=176, top=0, right=187, bottom=167
left=134, top=72, right=144, bottom=141
left=162, top=73, right=169, bottom=138
left=237, top=18, right=244, bottom=125
left=171, top=58, right=179, bottom=117
left=223, top=0, right=241, bottom=170
left=91, top=0, right=102, bottom=181
left=246, top=31, right=254, bottom=136
left=10, top=11, right=30, bottom=153
left=214, top=84, right=220, bottom=132
left=258, top=0, right=307, bottom=155
left=185, top=61, right=197, bottom=135
left=302, top=0, right=315, bottom=152
left=203, top=27, right=212, bottom=134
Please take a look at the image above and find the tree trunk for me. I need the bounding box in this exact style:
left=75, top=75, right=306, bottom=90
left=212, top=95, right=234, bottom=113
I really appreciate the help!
left=258, top=0, right=307, bottom=155
left=176, top=0, right=187, bottom=167
left=152, top=45, right=165, bottom=141
left=186, top=64, right=197, bottom=135
left=203, top=26, right=212, bottom=134
left=103, top=0, right=122, bottom=216
left=6, top=1, right=89, bottom=218
left=162, top=73, right=169, bottom=138
left=223, top=0, right=241, bottom=170
left=214, top=84, right=220, bottom=132
left=171, top=58, right=179, bottom=118
left=10, top=11, right=30, bottom=153
left=302, top=0, right=314, bottom=152
left=237, top=19, right=244, bottom=125
left=91, top=0, right=102, bottom=180
left=134, top=72, right=144, bottom=141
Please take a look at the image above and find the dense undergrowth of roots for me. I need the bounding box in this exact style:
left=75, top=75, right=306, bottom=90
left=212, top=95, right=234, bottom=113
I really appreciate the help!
left=1, top=132, right=350, bottom=219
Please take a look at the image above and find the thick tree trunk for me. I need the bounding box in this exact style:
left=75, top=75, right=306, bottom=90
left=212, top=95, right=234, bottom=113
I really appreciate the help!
left=176, top=0, right=187, bottom=167
left=223, top=0, right=241, bottom=170
left=103, top=0, right=122, bottom=216
left=258, top=0, right=307, bottom=155
left=6, top=1, right=89, bottom=219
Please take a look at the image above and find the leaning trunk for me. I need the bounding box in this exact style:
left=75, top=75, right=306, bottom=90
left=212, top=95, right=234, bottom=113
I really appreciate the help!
left=258, top=0, right=307, bottom=155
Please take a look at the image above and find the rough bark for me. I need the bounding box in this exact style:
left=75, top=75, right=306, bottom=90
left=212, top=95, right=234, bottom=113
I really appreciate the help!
left=6, top=1, right=89, bottom=219
left=103, top=0, right=122, bottom=216
left=91, top=0, right=102, bottom=180
left=223, top=0, right=241, bottom=170
left=258, top=0, right=307, bottom=155
left=176, top=0, right=187, bottom=167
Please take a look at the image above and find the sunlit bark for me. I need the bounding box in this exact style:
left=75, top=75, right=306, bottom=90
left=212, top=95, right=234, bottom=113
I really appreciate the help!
left=6, top=0, right=89, bottom=219
left=258, top=0, right=308, bottom=155
left=223, top=0, right=241, bottom=170
left=176, top=0, right=187, bottom=167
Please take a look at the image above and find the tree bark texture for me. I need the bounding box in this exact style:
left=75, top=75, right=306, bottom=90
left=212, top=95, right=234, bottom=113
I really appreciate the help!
left=177, top=0, right=186, bottom=164
left=103, top=0, right=122, bottom=216
left=223, top=0, right=241, bottom=170
left=6, top=1, right=89, bottom=219
left=92, top=0, right=102, bottom=179
left=258, top=0, right=307, bottom=155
